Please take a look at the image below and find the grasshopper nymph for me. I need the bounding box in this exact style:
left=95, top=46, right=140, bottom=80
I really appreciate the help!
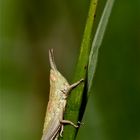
left=41, top=49, right=83, bottom=140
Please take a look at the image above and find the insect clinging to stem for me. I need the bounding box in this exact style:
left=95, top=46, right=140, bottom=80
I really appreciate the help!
left=41, top=49, right=84, bottom=140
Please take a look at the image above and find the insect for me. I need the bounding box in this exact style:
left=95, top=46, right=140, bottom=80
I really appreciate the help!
left=41, top=49, right=83, bottom=140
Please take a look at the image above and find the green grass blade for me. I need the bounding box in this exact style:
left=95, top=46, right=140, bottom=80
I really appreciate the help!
left=59, top=0, right=115, bottom=139
left=88, top=0, right=115, bottom=94
left=60, top=0, right=98, bottom=139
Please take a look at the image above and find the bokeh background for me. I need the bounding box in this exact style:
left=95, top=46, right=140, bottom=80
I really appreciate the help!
left=0, top=0, right=140, bottom=140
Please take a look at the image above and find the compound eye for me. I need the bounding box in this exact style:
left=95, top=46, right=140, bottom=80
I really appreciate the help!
left=50, top=70, right=57, bottom=82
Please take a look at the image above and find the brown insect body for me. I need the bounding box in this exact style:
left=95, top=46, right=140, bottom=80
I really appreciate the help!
left=41, top=49, right=83, bottom=140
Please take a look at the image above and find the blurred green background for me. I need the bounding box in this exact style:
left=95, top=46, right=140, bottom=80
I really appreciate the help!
left=0, top=0, right=140, bottom=140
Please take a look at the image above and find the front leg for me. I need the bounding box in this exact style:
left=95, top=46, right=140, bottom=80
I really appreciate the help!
left=61, top=79, right=84, bottom=95
left=69, top=79, right=84, bottom=90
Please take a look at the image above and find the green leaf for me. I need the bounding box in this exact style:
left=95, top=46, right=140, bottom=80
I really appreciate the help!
left=88, top=0, right=115, bottom=94
left=60, top=0, right=115, bottom=139
left=60, top=0, right=98, bottom=140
